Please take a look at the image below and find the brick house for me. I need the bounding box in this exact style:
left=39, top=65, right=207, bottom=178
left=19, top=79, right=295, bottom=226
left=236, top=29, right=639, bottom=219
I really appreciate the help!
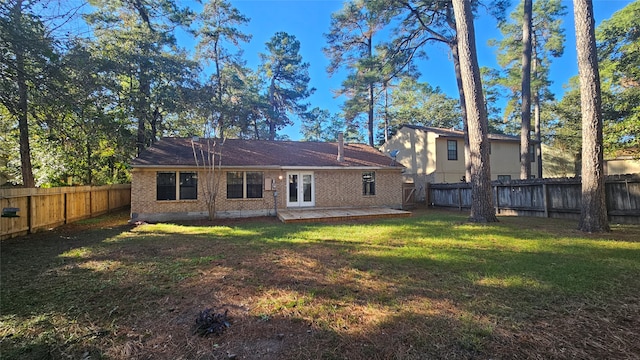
left=380, top=125, right=537, bottom=201
left=130, top=136, right=404, bottom=221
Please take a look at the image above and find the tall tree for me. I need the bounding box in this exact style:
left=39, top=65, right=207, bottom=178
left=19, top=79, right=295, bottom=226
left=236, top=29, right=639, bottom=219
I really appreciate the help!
left=573, top=0, right=609, bottom=232
left=520, top=0, right=532, bottom=179
left=259, top=32, right=313, bottom=140
left=85, top=0, right=195, bottom=155
left=195, top=0, right=250, bottom=138
left=300, top=107, right=344, bottom=142
left=596, top=1, right=639, bottom=157
left=388, top=77, right=463, bottom=134
left=489, top=0, right=566, bottom=177
left=0, top=0, right=57, bottom=187
left=451, top=0, right=497, bottom=223
left=324, top=0, right=388, bottom=146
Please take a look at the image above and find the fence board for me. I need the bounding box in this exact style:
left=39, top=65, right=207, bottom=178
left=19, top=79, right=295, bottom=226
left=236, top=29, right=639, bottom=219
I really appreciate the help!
left=429, top=175, right=640, bottom=224
left=0, top=196, right=29, bottom=237
left=1, top=184, right=131, bottom=240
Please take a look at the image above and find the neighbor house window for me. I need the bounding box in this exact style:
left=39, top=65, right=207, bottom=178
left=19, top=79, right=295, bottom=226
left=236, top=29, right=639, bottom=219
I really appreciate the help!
left=519, top=145, right=536, bottom=162
left=530, top=145, right=536, bottom=162
left=362, top=171, right=375, bottom=196
left=227, top=171, right=264, bottom=199
left=497, top=175, right=511, bottom=182
left=157, top=172, right=198, bottom=201
left=447, top=140, right=458, bottom=160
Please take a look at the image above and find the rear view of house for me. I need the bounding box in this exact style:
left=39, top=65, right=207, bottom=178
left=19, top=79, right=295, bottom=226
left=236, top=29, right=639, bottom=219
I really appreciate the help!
left=130, top=137, right=404, bottom=222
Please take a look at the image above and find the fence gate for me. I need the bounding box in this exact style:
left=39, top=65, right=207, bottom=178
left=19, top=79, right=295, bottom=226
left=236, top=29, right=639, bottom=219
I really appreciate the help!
left=402, top=183, right=416, bottom=209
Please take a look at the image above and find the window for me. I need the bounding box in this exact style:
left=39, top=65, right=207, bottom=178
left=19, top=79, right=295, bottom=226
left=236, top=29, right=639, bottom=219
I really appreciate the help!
left=519, top=145, right=536, bottom=162
left=227, top=172, right=244, bottom=199
left=157, top=172, right=176, bottom=200
left=246, top=172, right=263, bottom=199
left=530, top=145, right=536, bottom=162
left=447, top=140, right=458, bottom=160
left=227, top=171, right=264, bottom=199
left=180, top=172, right=198, bottom=200
left=157, top=171, right=198, bottom=201
left=497, top=175, right=511, bottom=182
left=362, top=171, right=375, bottom=196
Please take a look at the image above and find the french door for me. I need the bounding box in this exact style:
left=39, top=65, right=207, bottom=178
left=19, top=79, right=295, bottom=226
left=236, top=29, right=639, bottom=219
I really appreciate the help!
left=286, top=172, right=314, bottom=207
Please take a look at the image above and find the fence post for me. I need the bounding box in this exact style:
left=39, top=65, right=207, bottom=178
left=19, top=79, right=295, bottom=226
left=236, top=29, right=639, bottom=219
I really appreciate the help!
left=542, top=183, right=549, bottom=218
left=28, top=195, right=34, bottom=234
left=457, top=185, right=462, bottom=211
left=625, top=179, right=632, bottom=210
left=494, top=184, right=499, bottom=214
left=64, top=192, right=68, bottom=224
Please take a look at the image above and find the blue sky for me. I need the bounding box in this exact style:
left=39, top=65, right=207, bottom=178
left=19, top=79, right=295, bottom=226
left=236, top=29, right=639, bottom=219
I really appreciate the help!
left=220, top=0, right=633, bottom=140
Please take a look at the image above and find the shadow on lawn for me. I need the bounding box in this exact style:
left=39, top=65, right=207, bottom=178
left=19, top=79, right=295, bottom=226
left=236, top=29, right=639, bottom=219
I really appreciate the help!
left=1, top=210, right=639, bottom=359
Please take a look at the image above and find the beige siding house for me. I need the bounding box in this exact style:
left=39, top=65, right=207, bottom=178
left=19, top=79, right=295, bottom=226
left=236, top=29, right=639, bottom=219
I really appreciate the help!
left=542, top=146, right=640, bottom=178
left=380, top=125, right=536, bottom=200
left=130, top=137, right=403, bottom=221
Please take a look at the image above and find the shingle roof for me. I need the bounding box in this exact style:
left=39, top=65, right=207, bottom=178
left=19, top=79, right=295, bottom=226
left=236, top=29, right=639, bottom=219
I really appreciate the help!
left=131, top=138, right=402, bottom=168
left=401, top=124, right=525, bottom=142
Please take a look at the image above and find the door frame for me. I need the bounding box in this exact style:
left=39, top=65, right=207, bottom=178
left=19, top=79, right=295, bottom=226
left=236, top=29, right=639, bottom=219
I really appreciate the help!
left=286, top=171, right=315, bottom=207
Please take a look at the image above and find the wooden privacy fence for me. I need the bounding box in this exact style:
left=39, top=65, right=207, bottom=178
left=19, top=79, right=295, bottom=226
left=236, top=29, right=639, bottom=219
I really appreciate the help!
left=428, top=174, right=640, bottom=224
left=1, top=184, right=131, bottom=240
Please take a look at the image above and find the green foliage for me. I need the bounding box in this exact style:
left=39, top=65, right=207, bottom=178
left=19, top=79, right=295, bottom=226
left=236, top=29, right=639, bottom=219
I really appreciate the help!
left=487, top=0, right=566, bottom=129
left=554, top=2, right=639, bottom=159
left=596, top=1, right=640, bottom=156
left=388, top=77, right=463, bottom=133
left=260, top=32, right=314, bottom=140
left=300, top=107, right=345, bottom=142
left=324, top=0, right=408, bottom=146
left=196, top=0, right=251, bottom=138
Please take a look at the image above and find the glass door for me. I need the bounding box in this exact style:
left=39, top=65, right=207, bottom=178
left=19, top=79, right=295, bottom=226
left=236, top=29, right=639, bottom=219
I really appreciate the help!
left=287, top=172, right=314, bottom=207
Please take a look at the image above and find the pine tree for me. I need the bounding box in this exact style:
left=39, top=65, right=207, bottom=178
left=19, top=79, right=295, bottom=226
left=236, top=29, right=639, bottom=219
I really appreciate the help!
left=451, top=0, right=497, bottom=223
left=573, top=0, right=609, bottom=232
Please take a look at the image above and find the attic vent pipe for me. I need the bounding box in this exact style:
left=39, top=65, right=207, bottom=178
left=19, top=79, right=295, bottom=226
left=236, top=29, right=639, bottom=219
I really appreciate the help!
left=337, top=132, right=344, bottom=162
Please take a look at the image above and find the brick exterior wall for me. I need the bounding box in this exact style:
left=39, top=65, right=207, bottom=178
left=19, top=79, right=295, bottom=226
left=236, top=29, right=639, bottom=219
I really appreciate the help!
left=314, top=169, right=402, bottom=208
left=131, top=167, right=403, bottom=221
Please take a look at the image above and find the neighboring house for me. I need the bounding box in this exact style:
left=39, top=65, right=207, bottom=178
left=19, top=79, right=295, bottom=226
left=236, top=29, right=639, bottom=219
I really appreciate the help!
left=130, top=137, right=404, bottom=221
left=541, top=143, right=579, bottom=178
left=605, top=156, right=640, bottom=175
left=380, top=125, right=536, bottom=200
left=543, top=147, right=640, bottom=178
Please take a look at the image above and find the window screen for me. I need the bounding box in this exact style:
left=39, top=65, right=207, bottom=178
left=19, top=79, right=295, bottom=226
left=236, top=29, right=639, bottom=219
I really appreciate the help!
left=227, top=172, right=243, bottom=199
left=179, top=172, right=197, bottom=200
left=157, top=172, right=176, bottom=200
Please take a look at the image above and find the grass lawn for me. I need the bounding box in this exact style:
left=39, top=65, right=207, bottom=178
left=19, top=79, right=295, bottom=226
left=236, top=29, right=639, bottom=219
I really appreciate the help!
left=1, top=209, right=639, bottom=359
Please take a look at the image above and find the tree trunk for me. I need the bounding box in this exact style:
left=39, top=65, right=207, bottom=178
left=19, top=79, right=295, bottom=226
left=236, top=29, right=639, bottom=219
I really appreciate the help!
left=451, top=0, right=497, bottom=223
left=137, top=63, right=150, bottom=156
left=451, top=45, right=471, bottom=182
left=367, top=36, right=375, bottom=147
left=520, top=0, right=533, bottom=179
left=573, top=0, right=609, bottom=232
left=268, top=79, right=277, bottom=140
left=13, top=0, right=35, bottom=188
left=534, top=89, right=542, bottom=178
left=532, top=42, right=543, bottom=179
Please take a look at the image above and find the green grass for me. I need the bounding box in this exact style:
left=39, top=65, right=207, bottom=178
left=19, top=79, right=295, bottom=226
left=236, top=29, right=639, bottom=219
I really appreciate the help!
left=1, top=209, right=639, bottom=359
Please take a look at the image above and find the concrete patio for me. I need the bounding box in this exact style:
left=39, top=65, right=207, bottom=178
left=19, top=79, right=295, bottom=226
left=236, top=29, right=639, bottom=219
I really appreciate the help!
left=277, top=207, right=411, bottom=223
